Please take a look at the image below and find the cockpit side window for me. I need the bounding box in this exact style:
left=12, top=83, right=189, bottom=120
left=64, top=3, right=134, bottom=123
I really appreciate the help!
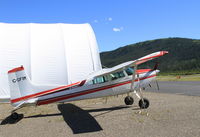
left=125, top=67, right=134, bottom=76
left=111, top=71, right=125, bottom=80
left=88, top=70, right=127, bottom=85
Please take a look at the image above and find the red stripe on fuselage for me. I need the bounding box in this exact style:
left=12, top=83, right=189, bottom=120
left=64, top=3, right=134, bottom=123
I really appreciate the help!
left=37, top=75, right=156, bottom=105
left=10, top=81, right=81, bottom=103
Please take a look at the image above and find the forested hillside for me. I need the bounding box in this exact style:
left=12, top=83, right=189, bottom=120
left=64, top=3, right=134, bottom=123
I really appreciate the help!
left=100, top=38, right=200, bottom=74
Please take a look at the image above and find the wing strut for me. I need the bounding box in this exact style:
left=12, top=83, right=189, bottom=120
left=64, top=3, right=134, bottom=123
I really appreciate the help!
left=129, top=65, right=137, bottom=93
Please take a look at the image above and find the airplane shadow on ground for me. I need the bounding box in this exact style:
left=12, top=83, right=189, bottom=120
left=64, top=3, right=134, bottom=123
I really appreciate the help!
left=57, top=104, right=136, bottom=134
left=0, top=103, right=133, bottom=134
left=57, top=103, right=103, bottom=134
left=0, top=114, right=24, bottom=125
left=56, top=104, right=133, bottom=134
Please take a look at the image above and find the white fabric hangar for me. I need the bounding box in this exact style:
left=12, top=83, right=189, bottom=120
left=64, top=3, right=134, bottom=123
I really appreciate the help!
left=0, top=23, right=102, bottom=102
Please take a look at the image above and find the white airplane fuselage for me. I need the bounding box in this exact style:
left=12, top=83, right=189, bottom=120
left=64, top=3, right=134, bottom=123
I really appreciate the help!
left=7, top=51, right=168, bottom=119
left=36, top=70, right=158, bottom=106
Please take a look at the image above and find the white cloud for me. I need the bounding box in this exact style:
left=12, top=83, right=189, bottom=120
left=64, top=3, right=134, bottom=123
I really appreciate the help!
left=113, top=27, right=124, bottom=32
left=108, top=17, right=112, bottom=21
left=94, top=20, right=98, bottom=23
left=113, top=28, right=121, bottom=32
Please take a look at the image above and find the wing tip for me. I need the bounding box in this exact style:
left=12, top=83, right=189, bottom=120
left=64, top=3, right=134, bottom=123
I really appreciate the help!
left=161, top=51, right=169, bottom=55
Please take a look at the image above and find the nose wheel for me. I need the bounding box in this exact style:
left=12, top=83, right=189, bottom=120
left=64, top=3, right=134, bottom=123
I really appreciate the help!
left=124, top=96, right=134, bottom=105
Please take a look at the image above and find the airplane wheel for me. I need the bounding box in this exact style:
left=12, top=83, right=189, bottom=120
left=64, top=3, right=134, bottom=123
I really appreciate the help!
left=11, top=112, right=19, bottom=120
left=139, top=98, right=149, bottom=109
left=124, top=96, right=134, bottom=105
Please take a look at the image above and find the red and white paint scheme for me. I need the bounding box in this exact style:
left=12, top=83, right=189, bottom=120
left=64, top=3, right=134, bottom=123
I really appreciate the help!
left=7, top=51, right=168, bottom=119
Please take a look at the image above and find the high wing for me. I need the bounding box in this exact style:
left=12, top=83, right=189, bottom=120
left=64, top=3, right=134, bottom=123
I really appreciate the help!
left=89, top=51, right=168, bottom=78
left=135, top=51, right=168, bottom=65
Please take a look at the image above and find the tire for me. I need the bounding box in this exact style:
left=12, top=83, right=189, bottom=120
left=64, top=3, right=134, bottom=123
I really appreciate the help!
left=124, top=96, right=134, bottom=105
left=139, top=98, right=150, bottom=109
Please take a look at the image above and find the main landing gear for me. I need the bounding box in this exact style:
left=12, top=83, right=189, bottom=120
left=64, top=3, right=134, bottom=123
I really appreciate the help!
left=138, top=98, right=149, bottom=109
left=124, top=95, right=150, bottom=109
left=124, top=89, right=150, bottom=109
left=124, top=96, right=134, bottom=105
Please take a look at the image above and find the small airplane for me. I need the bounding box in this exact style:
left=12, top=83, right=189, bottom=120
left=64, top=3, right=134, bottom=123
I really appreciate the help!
left=7, top=51, right=168, bottom=119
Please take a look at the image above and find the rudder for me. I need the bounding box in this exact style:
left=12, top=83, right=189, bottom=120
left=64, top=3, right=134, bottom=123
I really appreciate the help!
left=8, top=66, right=35, bottom=106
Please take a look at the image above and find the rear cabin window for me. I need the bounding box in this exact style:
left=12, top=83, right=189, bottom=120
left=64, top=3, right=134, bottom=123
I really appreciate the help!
left=93, top=75, right=109, bottom=84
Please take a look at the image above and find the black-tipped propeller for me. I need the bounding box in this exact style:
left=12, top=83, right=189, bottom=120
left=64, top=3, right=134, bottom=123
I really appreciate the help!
left=153, top=62, right=160, bottom=90
left=153, top=62, right=159, bottom=70
left=155, top=79, right=160, bottom=90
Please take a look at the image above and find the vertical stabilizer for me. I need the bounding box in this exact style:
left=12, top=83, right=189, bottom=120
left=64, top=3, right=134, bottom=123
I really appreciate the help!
left=8, top=66, right=35, bottom=106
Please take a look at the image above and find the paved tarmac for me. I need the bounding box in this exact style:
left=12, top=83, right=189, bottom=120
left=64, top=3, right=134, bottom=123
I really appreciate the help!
left=1, top=92, right=200, bottom=137
left=146, top=81, right=200, bottom=96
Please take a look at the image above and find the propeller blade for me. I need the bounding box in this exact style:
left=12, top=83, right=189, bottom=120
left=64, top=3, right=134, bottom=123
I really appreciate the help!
left=153, top=62, right=160, bottom=91
left=153, top=62, right=159, bottom=70
left=155, top=80, right=160, bottom=90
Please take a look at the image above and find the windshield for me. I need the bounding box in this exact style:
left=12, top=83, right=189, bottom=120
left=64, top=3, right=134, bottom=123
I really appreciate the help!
left=125, top=67, right=134, bottom=75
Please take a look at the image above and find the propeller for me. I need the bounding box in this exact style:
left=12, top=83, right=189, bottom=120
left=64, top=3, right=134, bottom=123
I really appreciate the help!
left=153, top=62, right=160, bottom=91
left=153, top=62, right=159, bottom=70
left=155, top=79, right=160, bottom=90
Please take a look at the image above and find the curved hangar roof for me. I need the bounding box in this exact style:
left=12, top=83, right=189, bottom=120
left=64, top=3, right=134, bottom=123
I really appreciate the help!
left=0, top=23, right=102, bottom=101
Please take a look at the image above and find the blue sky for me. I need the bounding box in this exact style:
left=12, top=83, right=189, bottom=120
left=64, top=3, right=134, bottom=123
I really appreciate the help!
left=0, top=0, right=199, bottom=52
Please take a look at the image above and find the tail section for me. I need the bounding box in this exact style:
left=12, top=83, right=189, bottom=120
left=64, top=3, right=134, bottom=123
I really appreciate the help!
left=8, top=66, right=82, bottom=107
left=8, top=66, right=36, bottom=106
